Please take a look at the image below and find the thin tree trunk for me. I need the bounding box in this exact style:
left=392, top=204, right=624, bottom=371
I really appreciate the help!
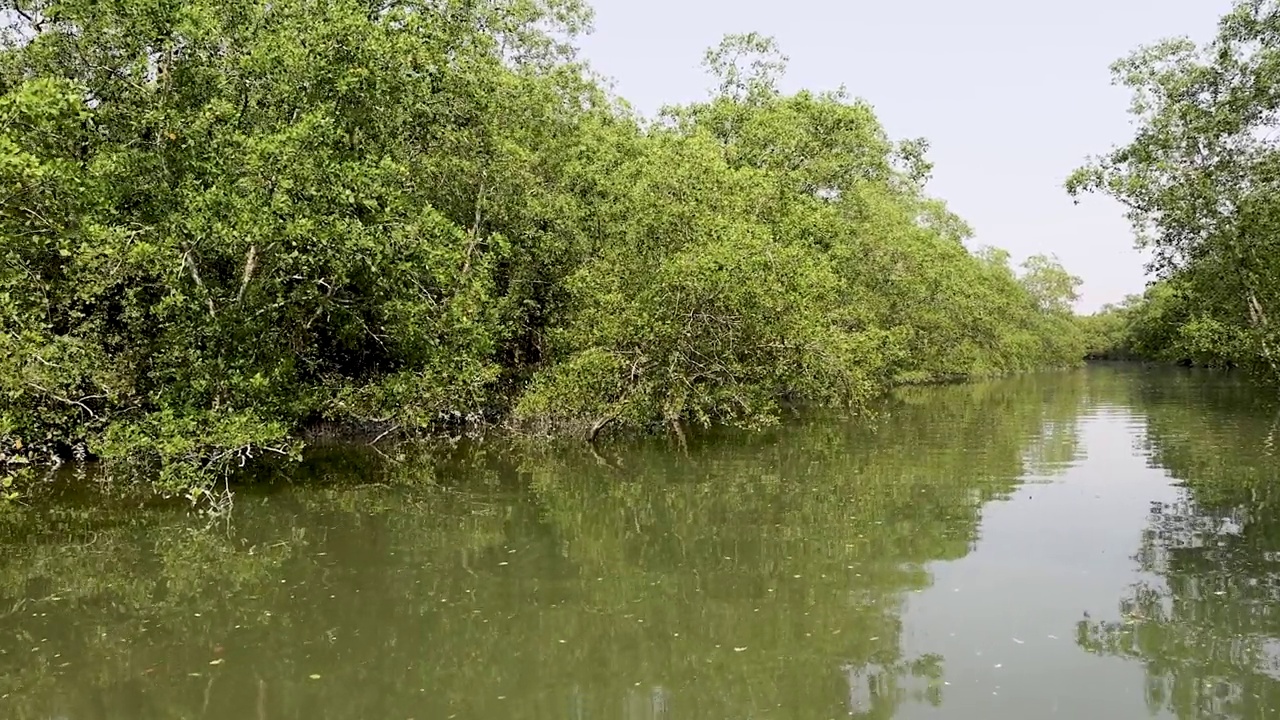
left=237, top=244, right=258, bottom=305
left=587, top=413, right=615, bottom=443
left=184, top=249, right=217, bottom=318
left=669, top=417, right=688, bottom=454
left=462, top=175, right=487, bottom=275
left=1247, top=291, right=1280, bottom=382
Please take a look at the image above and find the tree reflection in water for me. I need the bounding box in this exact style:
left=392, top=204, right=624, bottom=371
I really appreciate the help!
left=1078, top=371, right=1280, bottom=720
left=0, top=371, right=1099, bottom=719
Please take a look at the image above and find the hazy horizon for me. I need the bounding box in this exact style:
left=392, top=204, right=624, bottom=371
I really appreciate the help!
left=576, top=0, right=1236, bottom=312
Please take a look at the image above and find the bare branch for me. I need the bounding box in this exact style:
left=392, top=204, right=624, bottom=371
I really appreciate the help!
left=236, top=244, right=258, bottom=304
left=368, top=423, right=401, bottom=446
left=183, top=249, right=218, bottom=318
left=25, top=383, right=99, bottom=418
left=462, top=173, right=487, bottom=274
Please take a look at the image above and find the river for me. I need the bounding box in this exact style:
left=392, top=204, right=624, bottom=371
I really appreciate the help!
left=1, top=365, right=1277, bottom=719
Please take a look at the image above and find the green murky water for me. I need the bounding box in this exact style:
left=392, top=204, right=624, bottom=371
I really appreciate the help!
left=1, top=366, right=1278, bottom=719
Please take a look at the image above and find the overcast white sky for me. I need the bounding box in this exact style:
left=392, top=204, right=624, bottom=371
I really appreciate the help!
left=576, top=0, right=1236, bottom=311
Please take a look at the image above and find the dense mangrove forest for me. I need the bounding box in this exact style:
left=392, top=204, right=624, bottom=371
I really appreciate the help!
left=1071, top=0, right=1280, bottom=381
left=0, top=0, right=1094, bottom=499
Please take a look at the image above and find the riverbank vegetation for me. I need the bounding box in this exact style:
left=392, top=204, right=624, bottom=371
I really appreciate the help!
left=1069, top=0, right=1280, bottom=383
left=0, top=0, right=1085, bottom=499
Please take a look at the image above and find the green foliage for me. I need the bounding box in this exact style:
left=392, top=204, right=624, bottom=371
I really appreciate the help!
left=516, top=232, right=876, bottom=432
left=0, top=0, right=588, bottom=494
left=1076, top=277, right=1261, bottom=367
left=1068, top=0, right=1280, bottom=383
left=518, top=65, right=1086, bottom=434
left=0, top=3, right=1085, bottom=498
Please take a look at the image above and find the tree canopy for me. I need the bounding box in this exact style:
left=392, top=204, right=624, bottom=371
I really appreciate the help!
left=1069, top=0, right=1280, bottom=382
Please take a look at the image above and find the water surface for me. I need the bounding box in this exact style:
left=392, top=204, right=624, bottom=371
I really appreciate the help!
left=2, top=366, right=1278, bottom=719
